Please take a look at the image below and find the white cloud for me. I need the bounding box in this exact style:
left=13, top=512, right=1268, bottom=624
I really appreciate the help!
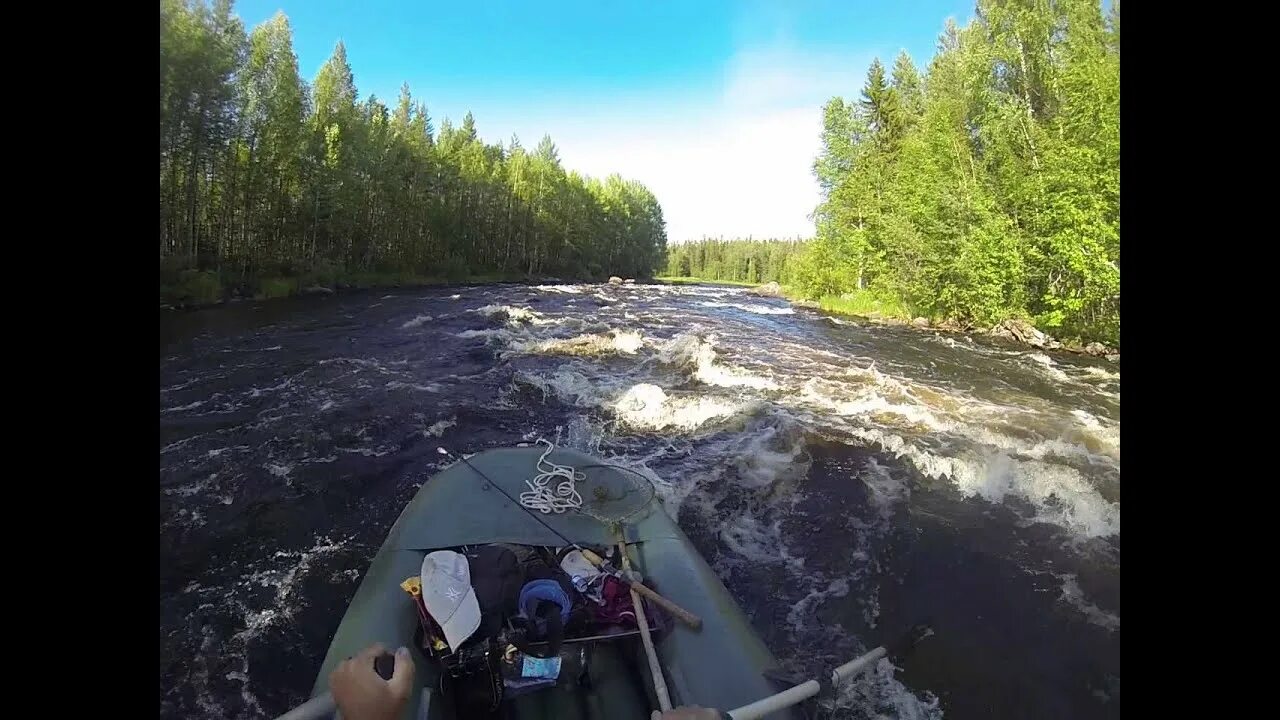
left=452, top=45, right=878, bottom=243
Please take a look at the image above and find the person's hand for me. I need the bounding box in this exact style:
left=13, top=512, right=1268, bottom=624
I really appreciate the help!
left=659, top=706, right=720, bottom=720
left=329, top=643, right=415, bottom=720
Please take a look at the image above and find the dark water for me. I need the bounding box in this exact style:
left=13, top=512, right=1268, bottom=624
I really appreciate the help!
left=159, top=283, right=1119, bottom=719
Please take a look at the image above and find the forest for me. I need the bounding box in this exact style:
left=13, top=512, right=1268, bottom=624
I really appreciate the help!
left=792, top=0, right=1119, bottom=344
left=662, top=238, right=807, bottom=285
left=160, top=0, right=667, bottom=305
left=161, top=0, right=1119, bottom=347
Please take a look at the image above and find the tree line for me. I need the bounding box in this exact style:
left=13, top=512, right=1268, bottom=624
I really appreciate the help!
left=160, top=0, right=667, bottom=303
left=663, top=237, right=807, bottom=285
left=793, top=0, right=1119, bottom=344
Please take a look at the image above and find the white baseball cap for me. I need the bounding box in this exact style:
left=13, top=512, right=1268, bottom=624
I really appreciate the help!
left=420, top=550, right=481, bottom=651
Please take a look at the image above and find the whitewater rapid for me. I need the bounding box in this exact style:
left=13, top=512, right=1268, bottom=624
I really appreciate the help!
left=160, top=282, right=1119, bottom=719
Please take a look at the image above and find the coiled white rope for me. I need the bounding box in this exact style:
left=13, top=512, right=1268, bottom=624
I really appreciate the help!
left=519, top=439, right=584, bottom=514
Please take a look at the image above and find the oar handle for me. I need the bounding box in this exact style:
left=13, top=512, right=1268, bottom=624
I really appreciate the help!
left=579, top=547, right=703, bottom=630
left=723, top=624, right=932, bottom=720
left=724, top=647, right=886, bottom=720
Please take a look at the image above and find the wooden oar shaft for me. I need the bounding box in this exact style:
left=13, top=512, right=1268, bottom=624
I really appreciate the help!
left=627, top=579, right=703, bottom=630
left=619, top=539, right=672, bottom=713
left=579, top=548, right=703, bottom=630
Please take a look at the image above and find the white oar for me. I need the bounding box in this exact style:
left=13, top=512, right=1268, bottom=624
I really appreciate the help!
left=723, top=625, right=932, bottom=720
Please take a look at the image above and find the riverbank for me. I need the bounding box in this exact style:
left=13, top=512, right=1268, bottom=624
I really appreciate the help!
left=654, top=275, right=760, bottom=287
left=161, top=269, right=558, bottom=310
left=734, top=280, right=1118, bottom=359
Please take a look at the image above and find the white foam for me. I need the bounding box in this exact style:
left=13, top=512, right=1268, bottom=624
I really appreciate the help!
left=656, top=334, right=777, bottom=389
left=265, top=462, right=292, bottom=478
left=400, top=314, right=433, bottom=329
left=824, top=657, right=943, bottom=720
left=162, top=400, right=206, bottom=414
left=161, top=436, right=202, bottom=455
left=507, top=329, right=645, bottom=357
left=785, top=578, right=850, bottom=634
left=164, top=473, right=219, bottom=497
left=534, top=284, right=584, bottom=294
left=1057, top=573, right=1120, bottom=631
left=337, top=446, right=393, bottom=457
left=612, top=383, right=751, bottom=432
left=729, top=425, right=809, bottom=490
left=850, top=426, right=1119, bottom=537
left=423, top=417, right=456, bottom=437
left=1080, top=365, right=1120, bottom=380
left=385, top=380, right=442, bottom=393
left=1026, top=352, right=1071, bottom=382
left=471, top=304, right=554, bottom=326
left=797, top=377, right=949, bottom=430
left=456, top=328, right=513, bottom=341
left=516, top=368, right=606, bottom=408
left=700, top=300, right=796, bottom=315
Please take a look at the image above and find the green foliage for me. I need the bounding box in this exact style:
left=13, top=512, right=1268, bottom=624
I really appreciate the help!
left=792, top=0, right=1120, bottom=345
left=160, top=0, right=667, bottom=303
left=811, top=290, right=915, bottom=320
left=656, top=276, right=760, bottom=287
left=258, top=277, right=296, bottom=298
left=664, top=237, right=807, bottom=285
left=161, top=269, right=223, bottom=306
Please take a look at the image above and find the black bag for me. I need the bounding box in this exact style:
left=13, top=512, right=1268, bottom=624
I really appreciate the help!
left=463, top=545, right=523, bottom=641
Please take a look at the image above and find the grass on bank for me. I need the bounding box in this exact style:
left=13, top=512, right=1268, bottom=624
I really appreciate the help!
left=802, top=290, right=917, bottom=321
left=655, top=276, right=760, bottom=287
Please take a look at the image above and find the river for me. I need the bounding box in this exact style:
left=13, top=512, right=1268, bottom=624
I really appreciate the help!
left=159, top=282, right=1119, bottom=719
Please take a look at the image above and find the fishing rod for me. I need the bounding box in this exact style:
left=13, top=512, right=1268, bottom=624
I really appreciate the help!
left=436, top=446, right=702, bottom=629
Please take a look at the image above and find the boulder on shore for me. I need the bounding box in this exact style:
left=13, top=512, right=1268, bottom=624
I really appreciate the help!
left=749, top=281, right=784, bottom=298
left=608, top=276, right=623, bottom=285
left=1084, top=341, right=1112, bottom=357
left=302, top=285, right=335, bottom=296
left=911, top=317, right=930, bottom=329
left=990, top=317, right=1052, bottom=349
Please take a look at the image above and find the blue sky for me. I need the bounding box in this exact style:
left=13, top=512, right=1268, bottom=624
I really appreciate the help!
left=235, top=0, right=976, bottom=242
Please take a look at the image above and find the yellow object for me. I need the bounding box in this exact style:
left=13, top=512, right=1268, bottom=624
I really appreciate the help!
left=403, top=576, right=448, bottom=651
left=401, top=576, right=422, bottom=597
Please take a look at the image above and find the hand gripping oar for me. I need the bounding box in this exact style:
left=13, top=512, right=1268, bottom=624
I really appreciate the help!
left=438, top=447, right=702, bottom=630
left=273, top=651, right=398, bottom=720
left=722, top=625, right=933, bottom=720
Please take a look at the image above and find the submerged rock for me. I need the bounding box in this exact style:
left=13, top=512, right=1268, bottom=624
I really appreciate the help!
left=302, top=285, right=334, bottom=296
